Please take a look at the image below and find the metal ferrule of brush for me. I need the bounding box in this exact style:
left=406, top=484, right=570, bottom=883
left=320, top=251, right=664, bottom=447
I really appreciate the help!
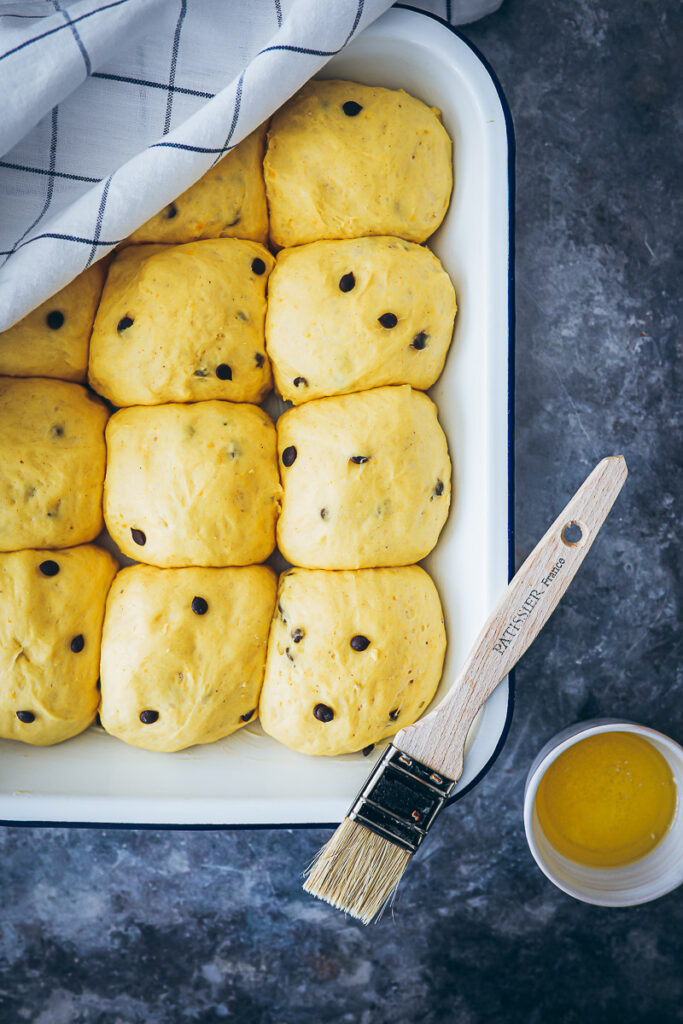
left=348, top=745, right=456, bottom=854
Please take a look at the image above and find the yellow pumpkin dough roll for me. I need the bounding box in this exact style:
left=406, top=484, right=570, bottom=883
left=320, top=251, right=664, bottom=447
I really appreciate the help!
left=0, top=544, right=118, bottom=746
left=89, top=239, right=274, bottom=406
left=100, top=564, right=277, bottom=752
left=104, top=400, right=281, bottom=567
left=264, top=80, right=452, bottom=247
left=128, top=126, right=269, bottom=245
left=0, top=377, right=108, bottom=552
left=0, top=263, right=106, bottom=382
left=266, top=237, right=456, bottom=403
left=276, top=386, right=451, bottom=569
left=260, top=566, right=446, bottom=757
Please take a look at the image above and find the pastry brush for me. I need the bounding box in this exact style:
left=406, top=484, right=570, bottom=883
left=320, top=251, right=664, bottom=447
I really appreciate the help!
left=303, top=455, right=628, bottom=923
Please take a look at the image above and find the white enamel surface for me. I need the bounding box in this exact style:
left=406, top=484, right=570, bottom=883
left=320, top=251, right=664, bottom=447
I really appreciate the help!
left=0, top=9, right=512, bottom=826
left=524, top=720, right=683, bottom=906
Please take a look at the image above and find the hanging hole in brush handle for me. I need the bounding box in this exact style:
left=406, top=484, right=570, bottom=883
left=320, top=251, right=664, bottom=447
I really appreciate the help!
left=395, top=456, right=629, bottom=781
left=561, top=521, right=584, bottom=546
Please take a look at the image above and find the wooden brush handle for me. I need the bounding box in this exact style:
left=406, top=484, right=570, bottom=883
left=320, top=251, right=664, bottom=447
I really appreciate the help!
left=394, top=455, right=628, bottom=781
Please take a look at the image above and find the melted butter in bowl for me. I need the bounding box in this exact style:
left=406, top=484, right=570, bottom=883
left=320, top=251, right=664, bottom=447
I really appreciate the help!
left=534, top=731, right=677, bottom=869
left=525, top=720, right=683, bottom=905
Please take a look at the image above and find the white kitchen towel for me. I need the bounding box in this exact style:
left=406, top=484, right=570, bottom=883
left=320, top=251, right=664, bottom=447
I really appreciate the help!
left=0, top=0, right=501, bottom=330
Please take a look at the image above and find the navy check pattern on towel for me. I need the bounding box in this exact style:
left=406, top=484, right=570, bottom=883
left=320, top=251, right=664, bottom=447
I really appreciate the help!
left=0, top=0, right=501, bottom=330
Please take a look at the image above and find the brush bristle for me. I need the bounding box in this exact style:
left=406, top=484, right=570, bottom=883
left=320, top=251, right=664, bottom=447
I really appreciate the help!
left=303, top=818, right=412, bottom=924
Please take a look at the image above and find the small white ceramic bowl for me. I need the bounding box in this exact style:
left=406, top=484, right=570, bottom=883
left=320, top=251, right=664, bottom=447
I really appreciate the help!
left=524, top=719, right=683, bottom=906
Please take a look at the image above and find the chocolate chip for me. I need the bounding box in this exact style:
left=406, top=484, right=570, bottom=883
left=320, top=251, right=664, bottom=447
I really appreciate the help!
left=342, top=101, right=362, bottom=116
left=251, top=257, right=266, bottom=275
left=362, top=744, right=375, bottom=756
left=194, top=367, right=209, bottom=377
left=412, top=332, right=428, bottom=350
left=313, top=703, right=334, bottom=722
left=278, top=602, right=287, bottom=623
left=320, top=508, right=328, bottom=519
left=139, top=710, right=159, bottom=724
left=131, top=528, right=146, bottom=546
left=117, top=316, right=134, bottom=332
left=350, top=455, right=369, bottom=465
left=240, top=709, right=255, bottom=722
left=378, top=313, right=398, bottom=329
left=216, top=363, right=232, bottom=380
left=350, top=635, right=370, bottom=651
left=164, top=202, right=178, bottom=219
left=46, top=310, right=64, bottom=330
left=191, top=596, right=208, bottom=615
left=39, top=559, right=59, bottom=577
left=339, top=272, right=355, bottom=292
left=282, top=445, right=297, bottom=467
left=70, top=634, right=85, bottom=653
left=255, top=352, right=265, bottom=367
left=16, top=711, right=35, bottom=723
left=291, top=628, right=304, bottom=643
left=434, top=480, right=444, bottom=496
left=293, top=376, right=308, bottom=388
left=389, top=708, right=400, bottom=721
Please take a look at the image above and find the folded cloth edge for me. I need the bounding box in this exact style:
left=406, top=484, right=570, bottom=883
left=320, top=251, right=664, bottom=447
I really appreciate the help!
left=0, top=0, right=394, bottom=331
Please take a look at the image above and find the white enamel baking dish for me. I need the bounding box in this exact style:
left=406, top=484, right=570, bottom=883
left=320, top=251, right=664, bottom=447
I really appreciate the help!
left=0, top=6, right=514, bottom=827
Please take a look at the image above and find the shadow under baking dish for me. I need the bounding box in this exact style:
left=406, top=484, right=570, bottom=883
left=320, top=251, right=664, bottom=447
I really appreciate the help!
left=0, top=6, right=515, bottom=829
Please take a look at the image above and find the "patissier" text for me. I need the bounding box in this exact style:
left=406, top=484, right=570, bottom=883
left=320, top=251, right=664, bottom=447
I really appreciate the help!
left=492, top=557, right=566, bottom=655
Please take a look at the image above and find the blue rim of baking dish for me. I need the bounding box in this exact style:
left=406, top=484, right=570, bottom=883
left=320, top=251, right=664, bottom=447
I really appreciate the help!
left=0, top=7, right=515, bottom=831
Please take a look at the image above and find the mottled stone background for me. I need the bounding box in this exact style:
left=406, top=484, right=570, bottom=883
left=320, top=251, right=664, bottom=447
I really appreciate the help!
left=1, top=0, right=681, bottom=1021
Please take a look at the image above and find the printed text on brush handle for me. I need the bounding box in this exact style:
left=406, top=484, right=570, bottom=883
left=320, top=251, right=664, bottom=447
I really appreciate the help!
left=394, top=456, right=628, bottom=780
